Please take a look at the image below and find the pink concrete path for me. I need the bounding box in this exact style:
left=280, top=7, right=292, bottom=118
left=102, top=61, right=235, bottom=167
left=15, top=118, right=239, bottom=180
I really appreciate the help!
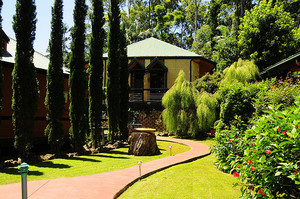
left=0, top=137, right=210, bottom=199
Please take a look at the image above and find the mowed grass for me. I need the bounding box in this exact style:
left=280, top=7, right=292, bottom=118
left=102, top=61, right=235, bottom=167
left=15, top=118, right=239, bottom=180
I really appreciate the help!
left=119, top=139, right=241, bottom=199
left=0, top=141, right=190, bottom=185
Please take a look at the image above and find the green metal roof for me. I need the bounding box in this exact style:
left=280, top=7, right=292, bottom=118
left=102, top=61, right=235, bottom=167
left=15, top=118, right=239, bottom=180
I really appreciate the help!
left=104, top=37, right=203, bottom=58
left=260, top=52, right=300, bottom=78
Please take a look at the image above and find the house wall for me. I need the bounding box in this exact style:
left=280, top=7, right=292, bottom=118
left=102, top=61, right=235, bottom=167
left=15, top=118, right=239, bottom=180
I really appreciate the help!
left=0, top=63, right=70, bottom=140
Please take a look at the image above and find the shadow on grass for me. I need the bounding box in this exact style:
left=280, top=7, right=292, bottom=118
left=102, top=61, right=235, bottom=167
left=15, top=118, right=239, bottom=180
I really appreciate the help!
left=93, top=154, right=129, bottom=159
left=1, top=168, right=43, bottom=176
left=32, top=161, right=71, bottom=169
left=67, top=156, right=101, bottom=162
left=103, top=150, right=129, bottom=156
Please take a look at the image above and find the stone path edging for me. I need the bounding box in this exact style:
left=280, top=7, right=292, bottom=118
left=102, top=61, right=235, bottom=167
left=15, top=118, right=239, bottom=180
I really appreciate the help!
left=0, top=137, right=210, bottom=199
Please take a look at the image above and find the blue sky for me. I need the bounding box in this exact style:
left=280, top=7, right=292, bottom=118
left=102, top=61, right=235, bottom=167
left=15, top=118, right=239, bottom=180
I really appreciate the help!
left=2, top=0, right=75, bottom=55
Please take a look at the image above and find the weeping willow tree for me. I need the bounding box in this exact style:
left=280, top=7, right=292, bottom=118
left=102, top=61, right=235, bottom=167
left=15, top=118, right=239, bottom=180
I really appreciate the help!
left=162, top=71, right=198, bottom=137
left=196, top=91, right=218, bottom=134
left=222, top=58, right=259, bottom=84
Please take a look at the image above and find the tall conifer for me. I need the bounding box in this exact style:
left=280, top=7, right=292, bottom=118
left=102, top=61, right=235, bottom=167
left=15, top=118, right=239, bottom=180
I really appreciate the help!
left=45, top=0, right=65, bottom=152
left=119, top=24, right=129, bottom=140
left=12, top=0, right=39, bottom=158
left=89, top=0, right=104, bottom=148
left=107, top=0, right=121, bottom=141
left=69, top=0, right=87, bottom=152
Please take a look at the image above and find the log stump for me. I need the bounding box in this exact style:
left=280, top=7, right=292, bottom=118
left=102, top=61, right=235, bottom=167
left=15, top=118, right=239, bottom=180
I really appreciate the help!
left=128, top=132, right=160, bottom=156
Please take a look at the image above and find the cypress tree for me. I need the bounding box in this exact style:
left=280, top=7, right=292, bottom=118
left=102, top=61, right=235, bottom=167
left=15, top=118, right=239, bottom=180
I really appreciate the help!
left=89, top=0, right=105, bottom=148
left=12, top=0, right=39, bottom=158
left=119, top=24, right=129, bottom=140
left=107, top=0, right=121, bottom=141
left=45, top=0, right=65, bottom=152
left=69, top=0, right=87, bottom=152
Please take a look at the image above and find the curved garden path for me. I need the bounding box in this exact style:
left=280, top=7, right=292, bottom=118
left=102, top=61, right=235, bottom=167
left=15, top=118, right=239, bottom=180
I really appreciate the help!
left=0, top=137, right=210, bottom=199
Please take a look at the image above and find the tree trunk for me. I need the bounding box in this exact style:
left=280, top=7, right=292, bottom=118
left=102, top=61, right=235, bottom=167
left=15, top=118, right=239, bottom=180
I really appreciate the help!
left=128, top=132, right=160, bottom=156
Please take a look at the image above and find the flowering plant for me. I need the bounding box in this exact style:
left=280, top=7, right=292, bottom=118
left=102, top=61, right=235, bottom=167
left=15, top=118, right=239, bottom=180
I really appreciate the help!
left=234, top=98, right=300, bottom=198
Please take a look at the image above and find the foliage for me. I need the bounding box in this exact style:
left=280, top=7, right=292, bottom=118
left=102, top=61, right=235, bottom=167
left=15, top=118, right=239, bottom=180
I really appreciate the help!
left=193, top=71, right=223, bottom=94
left=45, top=0, right=65, bottom=152
left=89, top=0, right=105, bottom=148
left=238, top=0, right=298, bottom=70
left=119, top=24, right=129, bottom=140
left=69, top=0, right=88, bottom=152
left=211, top=25, right=239, bottom=71
left=107, top=0, right=121, bottom=141
left=163, top=70, right=218, bottom=138
left=162, top=71, right=199, bottom=138
left=196, top=91, right=218, bottom=133
left=217, top=82, right=256, bottom=126
left=212, top=81, right=300, bottom=198
left=12, top=0, right=39, bottom=158
left=222, top=58, right=259, bottom=84
left=236, top=100, right=300, bottom=198
left=254, top=77, right=300, bottom=117
left=191, top=24, right=213, bottom=59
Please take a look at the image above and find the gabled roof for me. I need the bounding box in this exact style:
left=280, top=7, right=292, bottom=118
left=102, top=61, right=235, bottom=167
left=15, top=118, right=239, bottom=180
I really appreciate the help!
left=1, top=37, right=69, bottom=74
left=260, top=52, right=300, bottom=78
left=104, top=37, right=211, bottom=60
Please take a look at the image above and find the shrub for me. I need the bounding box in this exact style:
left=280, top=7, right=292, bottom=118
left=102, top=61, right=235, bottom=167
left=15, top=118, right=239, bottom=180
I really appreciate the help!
left=217, top=82, right=256, bottom=126
left=254, top=77, right=300, bottom=116
left=162, top=71, right=199, bottom=138
left=212, top=119, right=248, bottom=172
left=193, top=72, right=223, bottom=94
left=196, top=91, right=218, bottom=133
left=222, top=59, right=259, bottom=84
left=213, top=96, right=300, bottom=198
left=162, top=71, right=218, bottom=138
left=234, top=98, right=300, bottom=198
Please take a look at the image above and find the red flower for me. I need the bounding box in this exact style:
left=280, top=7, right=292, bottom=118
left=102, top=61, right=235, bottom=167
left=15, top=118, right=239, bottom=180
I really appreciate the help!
left=236, top=153, right=239, bottom=156
left=278, top=116, right=283, bottom=120
left=229, top=140, right=232, bottom=142
left=237, top=165, right=240, bottom=168
left=277, top=128, right=280, bottom=132
left=258, top=189, right=265, bottom=195
left=234, top=172, right=240, bottom=177
left=251, top=166, right=255, bottom=171
left=282, top=130, right=287, bottom=135
left=265, top=150, right=271, bottom=155
left=252, top=131, right=255, bottom=134
left=235, top=120, right=237, bottom=123
left=248, top=160, right=253, bottom=164
left=294, top=172, right=297, bottom=175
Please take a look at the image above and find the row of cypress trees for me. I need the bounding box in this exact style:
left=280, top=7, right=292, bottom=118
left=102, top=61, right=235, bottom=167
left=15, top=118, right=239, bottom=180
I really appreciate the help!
left=9, top=0, right=129, bottom=157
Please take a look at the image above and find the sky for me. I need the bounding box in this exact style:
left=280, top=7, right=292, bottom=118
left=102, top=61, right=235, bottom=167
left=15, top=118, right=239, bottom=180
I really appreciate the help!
left=2, top=0, right=76, bottom=55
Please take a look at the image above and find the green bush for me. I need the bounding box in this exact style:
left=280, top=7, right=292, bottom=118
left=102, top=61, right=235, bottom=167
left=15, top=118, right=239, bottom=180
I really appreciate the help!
left=222, top=59, right=259, bottom=84
left=162, top=71, right=218, bottom=138
left=254, top=77, right=300, bottom=116
left=235, top=98, right=300, bottom=198
left=213, top=96, right=300, bottom=198
left=212, top=119, right=248, bottom=172
left=193, top=72, right=223, bottom=94
left=162, top=71, right=199, bottom=138
left=217, top=82, right=256, bottom=126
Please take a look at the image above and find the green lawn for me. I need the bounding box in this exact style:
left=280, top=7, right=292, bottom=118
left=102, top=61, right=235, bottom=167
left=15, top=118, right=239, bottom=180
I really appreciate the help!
left=0, top=141, right=190, bottom=185
left=119, top=139, right=242, bottom=199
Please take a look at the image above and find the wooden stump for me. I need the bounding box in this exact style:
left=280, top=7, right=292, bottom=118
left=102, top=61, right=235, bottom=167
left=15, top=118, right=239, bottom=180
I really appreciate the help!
left=128, top=132, right=160, bottom=156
